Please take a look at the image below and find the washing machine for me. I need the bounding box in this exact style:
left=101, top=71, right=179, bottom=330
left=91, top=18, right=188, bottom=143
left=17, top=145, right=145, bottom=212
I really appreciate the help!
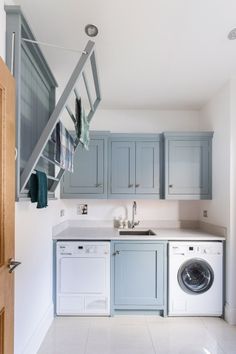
left=168, top=241, right=223, bottom=316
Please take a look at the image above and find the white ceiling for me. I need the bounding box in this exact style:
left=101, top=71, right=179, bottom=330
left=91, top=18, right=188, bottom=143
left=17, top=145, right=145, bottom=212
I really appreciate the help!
left=14, top=0, right=236, bottom=109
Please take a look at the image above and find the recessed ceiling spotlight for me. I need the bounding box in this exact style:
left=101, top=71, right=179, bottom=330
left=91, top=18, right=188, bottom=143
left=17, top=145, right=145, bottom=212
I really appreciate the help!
left=85, top=24, right=99, bottom=37
left=228, top=28, right=236, bottom=40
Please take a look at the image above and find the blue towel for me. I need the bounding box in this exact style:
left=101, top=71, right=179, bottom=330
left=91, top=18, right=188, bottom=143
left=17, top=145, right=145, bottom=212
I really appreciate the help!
left=54, top=122, right=75, bottom=172
left=28, top=170, right=48, bottom=209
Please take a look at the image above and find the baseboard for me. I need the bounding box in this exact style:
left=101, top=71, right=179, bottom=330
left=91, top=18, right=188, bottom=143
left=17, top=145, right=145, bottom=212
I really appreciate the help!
left=22, top=303, right=54, bottom=354
left=224, top=302, right=236, bottom=325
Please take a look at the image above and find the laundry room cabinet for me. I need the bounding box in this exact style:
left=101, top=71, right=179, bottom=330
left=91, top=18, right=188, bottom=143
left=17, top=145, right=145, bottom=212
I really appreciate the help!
left=164, top=132, right=213, bottom=200
left=61, top=132, right=109, bottom=198
left=109, top=134, right=161, bottom=198
left=111, top=241, right=167, bottom=316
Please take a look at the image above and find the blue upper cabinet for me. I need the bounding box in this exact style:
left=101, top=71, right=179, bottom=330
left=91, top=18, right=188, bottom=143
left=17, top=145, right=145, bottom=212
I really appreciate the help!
left=111, top=141, right=136, bottom=194
left=61, top=131, right=213, bottom=200
left=61, top=132, right=108, bottom=199
left=109, top=134, right=161, bottom=199
left=136, top=141, right=160, bottom=194
left=164, top=132, right=213, bottom=200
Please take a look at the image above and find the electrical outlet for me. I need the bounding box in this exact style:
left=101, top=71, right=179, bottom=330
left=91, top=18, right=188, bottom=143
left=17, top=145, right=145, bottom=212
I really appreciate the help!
left=203, top=210, right=208, bottom=218
left=60, top=209, right=65, bottom=217
left=77, top=204, right=88, bottom=215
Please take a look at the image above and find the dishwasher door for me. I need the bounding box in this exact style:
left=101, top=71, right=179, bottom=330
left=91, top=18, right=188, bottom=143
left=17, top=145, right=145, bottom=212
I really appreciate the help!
left=56, top=241, right=110, bottom=315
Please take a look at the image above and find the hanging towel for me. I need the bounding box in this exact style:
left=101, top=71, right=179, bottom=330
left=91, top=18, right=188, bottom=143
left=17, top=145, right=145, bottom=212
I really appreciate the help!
left=75, top=98, right=90, bottom=150
left=28, top=173, right=38, bottom=203
left=28, top=170, right=48, bottom=209
left=54, top=121, right=75, bottom=172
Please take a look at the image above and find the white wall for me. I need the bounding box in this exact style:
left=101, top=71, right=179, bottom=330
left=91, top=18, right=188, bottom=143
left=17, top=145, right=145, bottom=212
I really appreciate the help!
left=199, top=84, right=231, bottom=228
left=60, top=199, right=200, bottom=223
left=226, top=78, right=236, bottom=324
left=199, top=81, right=236, bottom=325
left=0, top=0, right=6, bottom=60
left=90, top=109, right=200, bottom=132
left=14, top=202, right=62, bottom=354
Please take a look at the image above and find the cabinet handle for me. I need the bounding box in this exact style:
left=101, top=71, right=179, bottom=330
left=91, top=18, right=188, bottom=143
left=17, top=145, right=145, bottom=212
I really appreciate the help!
left=128, top=184, right=134, bottom=188
left=112, top=250, right=120, bottom=256
left=96, top=183, right=103, bottom=187
left=135, top=184, right=140, bottom=188
left=169, top=184, right=173, bottom=188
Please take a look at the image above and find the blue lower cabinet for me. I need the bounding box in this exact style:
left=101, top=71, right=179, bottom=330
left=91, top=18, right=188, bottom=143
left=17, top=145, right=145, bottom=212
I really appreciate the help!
left=111, top=241, right=167, bottom=315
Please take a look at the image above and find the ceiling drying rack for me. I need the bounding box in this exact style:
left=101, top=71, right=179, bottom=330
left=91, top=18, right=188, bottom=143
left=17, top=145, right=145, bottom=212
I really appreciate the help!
left=20, top=39, right=101, bottom=193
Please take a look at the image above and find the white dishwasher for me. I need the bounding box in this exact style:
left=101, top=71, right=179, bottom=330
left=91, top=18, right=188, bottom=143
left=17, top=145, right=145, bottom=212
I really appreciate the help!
left=56, top=241, right=110, bottom=316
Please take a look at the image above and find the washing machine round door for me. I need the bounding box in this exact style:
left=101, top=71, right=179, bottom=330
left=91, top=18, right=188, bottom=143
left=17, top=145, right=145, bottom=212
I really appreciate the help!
left=178, top=259, right=214, bottom=295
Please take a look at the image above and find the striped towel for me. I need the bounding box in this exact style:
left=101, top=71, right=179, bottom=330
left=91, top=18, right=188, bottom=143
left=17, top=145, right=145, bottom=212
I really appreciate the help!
left=54, top=122, right=75, bottom=172
left=75, top=98, right=90, bottom=150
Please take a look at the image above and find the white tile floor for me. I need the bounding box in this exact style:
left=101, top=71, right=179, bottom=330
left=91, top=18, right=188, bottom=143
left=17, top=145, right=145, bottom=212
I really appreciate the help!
left=37, top=316, right=236, bottom=354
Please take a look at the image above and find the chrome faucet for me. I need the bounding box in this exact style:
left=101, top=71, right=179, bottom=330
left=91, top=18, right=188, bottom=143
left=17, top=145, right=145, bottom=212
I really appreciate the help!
left=130, top=201, right=140, bottom=228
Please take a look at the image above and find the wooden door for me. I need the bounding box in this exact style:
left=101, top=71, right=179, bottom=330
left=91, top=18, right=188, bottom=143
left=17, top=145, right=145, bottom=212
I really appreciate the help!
left=135, top=141, right=160, bottom=195
left=110, top=141, right=135, bottom=194
left=0, top=57, right=16, bottom=354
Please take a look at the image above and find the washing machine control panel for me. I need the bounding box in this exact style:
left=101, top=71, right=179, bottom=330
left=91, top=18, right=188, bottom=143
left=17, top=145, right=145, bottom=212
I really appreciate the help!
left=57, top=241, right=110, bottom=256
left=171, top=243, right=222, bottom=256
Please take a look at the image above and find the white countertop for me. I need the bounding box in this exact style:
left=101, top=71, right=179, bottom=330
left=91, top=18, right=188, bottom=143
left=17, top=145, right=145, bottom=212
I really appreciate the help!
left=53, top=226, right=225, bottom=241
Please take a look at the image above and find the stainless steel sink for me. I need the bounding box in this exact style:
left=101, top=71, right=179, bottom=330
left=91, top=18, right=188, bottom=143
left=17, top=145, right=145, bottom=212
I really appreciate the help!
left=119, top=229, right=156, bottom=236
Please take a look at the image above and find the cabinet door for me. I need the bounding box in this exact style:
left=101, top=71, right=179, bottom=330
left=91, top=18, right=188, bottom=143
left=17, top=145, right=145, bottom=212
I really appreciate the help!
left=166, top=139, right=210, bottom=198
left=110, top=141, right=135, bottom=194
left=61, top=139, right=105, bottom=196
left=136, top=141, right=160, bottom=194
left=114, top=243, right=164, bottom=306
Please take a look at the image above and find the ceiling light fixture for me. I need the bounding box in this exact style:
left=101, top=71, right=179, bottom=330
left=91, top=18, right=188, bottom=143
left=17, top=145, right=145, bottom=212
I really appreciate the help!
left=228, top=28, right=236, bottom=40
left=85, top=24, right=99, bottom=37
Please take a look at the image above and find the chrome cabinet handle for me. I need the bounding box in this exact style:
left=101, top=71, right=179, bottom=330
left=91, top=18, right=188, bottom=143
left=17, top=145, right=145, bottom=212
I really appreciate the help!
left=112, top=250, right=120, bottom=256
left=135, top=184, right=140, bottom=188
left=8, top=258, right=21, bottom=273
left=128, top=184, right=134, bottom=188
left=96, top=183, right=103, bottom=187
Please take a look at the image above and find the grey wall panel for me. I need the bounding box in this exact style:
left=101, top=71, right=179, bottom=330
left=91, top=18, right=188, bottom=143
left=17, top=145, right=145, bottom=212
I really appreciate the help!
left=20, top=45, right=51, bottom=171
left=5, top=6, right=57, bottom=199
